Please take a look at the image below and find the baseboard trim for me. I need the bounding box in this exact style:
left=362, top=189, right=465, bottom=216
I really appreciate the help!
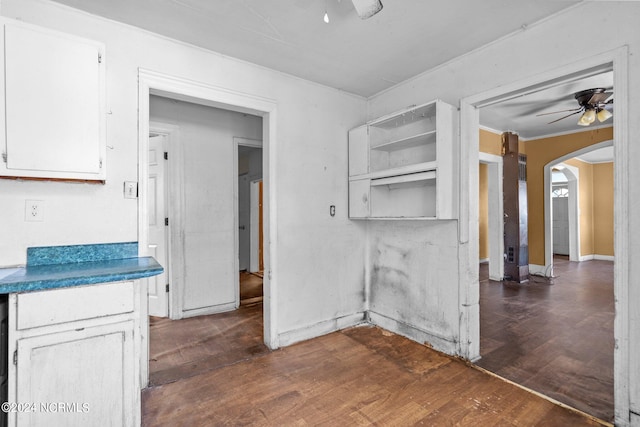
left=278, top=312, right=367, bottom=347
left=180, top=302, right=237, bottom=318
left=594, top=254, right=615, bottom=261
left=367, top=310, right=458, bottom=356
left=580, top=255, right=595, bottom=262
left=479, top=258, right=489, bottom=264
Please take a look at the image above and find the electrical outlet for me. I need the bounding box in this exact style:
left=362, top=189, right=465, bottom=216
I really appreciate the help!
left=25, top=200, right=44, bottom=222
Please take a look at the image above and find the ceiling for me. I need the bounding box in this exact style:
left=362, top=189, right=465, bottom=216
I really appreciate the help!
left=481, top=69, right=614, bottom=160
left=49, top=0, right=613, bottom=152
left=481, top=70, right=614, bottom=140
left=575, top=146, right=613, bottom=163
left=49, top=0, right=580, bottom=97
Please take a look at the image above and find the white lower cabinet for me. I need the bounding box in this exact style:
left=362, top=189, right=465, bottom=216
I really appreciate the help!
left=15, top=322, right=135, bottom=427
left=7, top=281, right=143, bottom=427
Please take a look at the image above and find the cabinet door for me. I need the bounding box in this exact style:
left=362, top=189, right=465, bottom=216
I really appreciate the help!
left=15, top=321, right=136, bottom=427
left=349, top=179, right=370, bottom=218
left=1, top=20, right=105, bottom=180
left=348, top=125, right=368, bottom=177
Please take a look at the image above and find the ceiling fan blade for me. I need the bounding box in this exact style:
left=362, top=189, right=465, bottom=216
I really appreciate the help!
left=547, top=110, right=583, bottom=124
left=536, top=107, right=582, bottom=117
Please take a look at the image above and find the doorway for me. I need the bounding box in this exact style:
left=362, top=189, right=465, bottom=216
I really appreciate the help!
left=235, top=138, right=263, bottom=277
left=478, top=151, right=503, bottom=281
left=137, top=69, right=279, bottom=388
left=461, top=48, right=628, bottom=423
left=552, top=168, right=570, bottom=256
left=543, top=141, right=613, bottom=267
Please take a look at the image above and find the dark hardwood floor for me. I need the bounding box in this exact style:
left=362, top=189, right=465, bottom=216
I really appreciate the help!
left=143, top=325, right=604, bottom=426
left=148, top=272, right=267, bottom=386
left=143, top=267, right=609, bottom=426
left=477, top=256, right=614, bottom=422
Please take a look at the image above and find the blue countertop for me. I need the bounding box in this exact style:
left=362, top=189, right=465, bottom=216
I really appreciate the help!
left=0, top=242, right=163, bottom=294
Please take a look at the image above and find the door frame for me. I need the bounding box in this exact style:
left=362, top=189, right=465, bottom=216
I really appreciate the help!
left=548, top=162, right=580, bottom=262
left=233, top=136, right=262, bottom=307
left=460, top=47, right=629, bottom=423
left=478, top=152, right=504, bottom=281
left=148, top=122, right=182, bottom=319
left=138, top=69, right=280, bottom=354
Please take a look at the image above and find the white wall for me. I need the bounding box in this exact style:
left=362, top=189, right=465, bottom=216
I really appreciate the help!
left=368, top=2, right=640, bottom=423
left=367, top=220, right=459, bottom=354
left=150, top=96, right=261, bottom=313
left=0, top=0, right=368, bottom=343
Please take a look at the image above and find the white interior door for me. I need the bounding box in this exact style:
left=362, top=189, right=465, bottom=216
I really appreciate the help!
left=553, top=194, right=570, bottom=256
left=148, top=134, right=169, bottom=317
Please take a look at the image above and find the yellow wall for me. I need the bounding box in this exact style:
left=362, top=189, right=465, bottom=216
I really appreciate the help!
left=593, top=162, right=614, bottom=256
left=479, top=163, right=488, bottom=260
left=479, top=129, right=502, bottom=156
left=478, top=129, right=501, bottom=260
left=479, top=127, right=614, bottom=263
left=523, top=127, right=613, bottom=265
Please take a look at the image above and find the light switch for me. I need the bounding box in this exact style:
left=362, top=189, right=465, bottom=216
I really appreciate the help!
left=124, top=181, right=138, bottom=199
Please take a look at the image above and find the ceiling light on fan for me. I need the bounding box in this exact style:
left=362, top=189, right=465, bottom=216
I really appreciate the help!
left=351, top=0, right=383, bottom=19
left=597, top=108, right=613, bottom=123
left=577, top=108, right=596, bottom=126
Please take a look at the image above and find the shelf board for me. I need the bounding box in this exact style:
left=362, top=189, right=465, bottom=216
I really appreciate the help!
left=370, top=101, right=438, bottom=129
left=370, top=170, right=436, bottom=187
left=350, top=216, right=439, bottom=220
left=365, top=161, right=437, bottom=180
left=370, top=130, right=436, bottom=152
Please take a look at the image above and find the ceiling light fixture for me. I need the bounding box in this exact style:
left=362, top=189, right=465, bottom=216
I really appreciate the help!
left=351, top=0, right=383, bottom=19
left=575, top=88, right=613, bottom=127
left=538, top=87, right=613, bottom=127
left=596, top=107, right=613, bottom=123
left=577, top=108, right=596, bottom=126
left=324, top=10, right=330, bottom=23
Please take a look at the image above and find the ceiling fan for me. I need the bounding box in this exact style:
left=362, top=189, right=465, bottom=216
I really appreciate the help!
left=537, top=88, right=613, bottom=126
left=351, top=0, right=383, bottom=19
left=324, top=0, right=383, bottom=23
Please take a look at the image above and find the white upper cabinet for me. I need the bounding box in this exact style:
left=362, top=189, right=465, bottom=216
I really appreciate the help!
left=348, top=100, right=458, bottom=219
left=0, top=19, right=106, bottom=181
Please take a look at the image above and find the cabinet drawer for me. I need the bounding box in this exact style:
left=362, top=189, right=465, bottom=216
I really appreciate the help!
left=17, top=281, right=135, bottom=330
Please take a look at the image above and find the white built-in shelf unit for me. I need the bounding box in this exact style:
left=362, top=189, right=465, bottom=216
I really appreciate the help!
left=348, top=99, right=457, bottom=219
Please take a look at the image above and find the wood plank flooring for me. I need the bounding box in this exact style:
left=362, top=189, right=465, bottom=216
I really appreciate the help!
left=477, top=256, right=614, bottom=422
left=148, top=272, right=267, bottom=386
left=143, top=325, right=604, bottom=426
left=144, top=265, right=611, bottom=426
